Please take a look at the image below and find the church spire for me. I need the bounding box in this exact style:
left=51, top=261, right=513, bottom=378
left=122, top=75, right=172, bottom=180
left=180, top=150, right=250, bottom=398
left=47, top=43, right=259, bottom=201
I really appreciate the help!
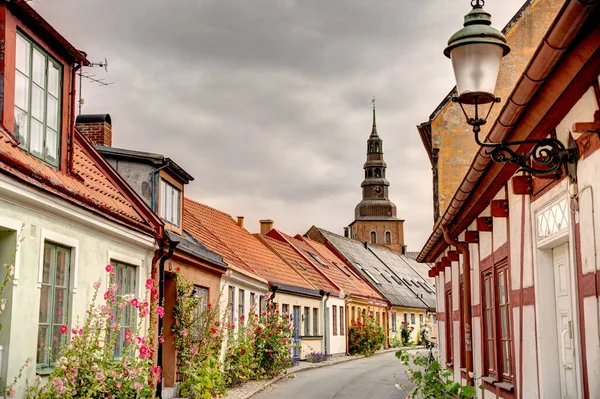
left=371, top=95, right=378, bottom=137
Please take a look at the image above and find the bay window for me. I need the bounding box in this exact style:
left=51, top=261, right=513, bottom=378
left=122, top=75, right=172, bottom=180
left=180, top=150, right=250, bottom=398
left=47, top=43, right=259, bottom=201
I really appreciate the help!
left=15, top=31, right=62, bottom=167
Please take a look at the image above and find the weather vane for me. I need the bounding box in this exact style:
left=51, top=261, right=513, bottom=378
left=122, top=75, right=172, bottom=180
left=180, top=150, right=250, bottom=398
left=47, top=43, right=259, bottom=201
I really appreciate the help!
left=371, top=95, right=376, bottom=108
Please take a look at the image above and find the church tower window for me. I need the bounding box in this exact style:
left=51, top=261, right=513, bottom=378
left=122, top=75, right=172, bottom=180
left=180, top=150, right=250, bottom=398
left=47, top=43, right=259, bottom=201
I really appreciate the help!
left=385, top=231, right=392, bottom=244
left=370, top=231, right=377, bottom=243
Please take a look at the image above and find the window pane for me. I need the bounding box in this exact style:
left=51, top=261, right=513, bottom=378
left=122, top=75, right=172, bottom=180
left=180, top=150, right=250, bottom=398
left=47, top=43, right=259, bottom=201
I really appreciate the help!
left=502, top=341, right=510, bottom=375
left=485, top=279, right=491, bottom=307
left=500, top=306, right=508, bottom=338
left=486, top=309, right=492, bottom=337
left=45, top=128, right=58, bottom=165
left=15, top=71, right=30, bottom=111
left=48, top=62, right=60, bottom=98
left=30, top=120, right=44, bottom=157
left=173, top=188, right=181, bottom=226
left=32, top=49, right=46, bottom=87
left=55, top=250, right=69, bottom=287
left=42, top=245, right=53, bottom=284
left=46, top=95, right=59, bottom=131
left=51, top=325, right=64, bottom=360
left=487, top=340, right=494, bottom=370
left=31, top=85, right=45, bottom=121
left=14, top=106, right=29, bottom=146
left=39, top=285, right=51, bottom=323
left=165, top=184, right=173, bottom=222
left=16, top=34, right=31, bottom=74
left=160, top=180, right=167, bottom=218
left=36, top=324, right=49, bottom=365
left=498, top=271, right=506, bottom=305
left=53, top=288, right=67, bottom=323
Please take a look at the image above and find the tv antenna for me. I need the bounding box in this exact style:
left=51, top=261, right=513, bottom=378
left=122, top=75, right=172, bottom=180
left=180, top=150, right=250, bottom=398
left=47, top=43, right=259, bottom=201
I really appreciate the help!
left=78, top=58, right=113, bottom=115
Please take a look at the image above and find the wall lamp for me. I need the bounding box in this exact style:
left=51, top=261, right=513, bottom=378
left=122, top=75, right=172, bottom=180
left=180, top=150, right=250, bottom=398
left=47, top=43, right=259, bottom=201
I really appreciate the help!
left=445, top=0, right=579, bottom=177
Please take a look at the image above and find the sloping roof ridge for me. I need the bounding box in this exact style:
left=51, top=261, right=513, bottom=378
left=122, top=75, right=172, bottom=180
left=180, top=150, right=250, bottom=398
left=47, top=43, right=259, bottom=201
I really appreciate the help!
left=184, top=197, right=235, bottom=220
left=183, top=205, right=253, bottom=271
left=426, top=0, right=536, bottom=123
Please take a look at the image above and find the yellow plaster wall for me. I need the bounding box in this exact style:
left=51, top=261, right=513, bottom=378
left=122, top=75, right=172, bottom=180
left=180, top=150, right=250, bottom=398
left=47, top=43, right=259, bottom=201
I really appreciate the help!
left=433, top=0, right=564, bottom=217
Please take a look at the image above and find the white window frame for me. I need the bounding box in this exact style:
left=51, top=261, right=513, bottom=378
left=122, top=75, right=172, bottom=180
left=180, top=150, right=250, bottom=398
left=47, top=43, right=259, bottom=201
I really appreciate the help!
left=38, top=229, right=78, bottom=294
left=0, top=216, right=23, bottom=286
left=159, top=179, right=181, bottom=227
left=107, top=250, right=143, bottom=299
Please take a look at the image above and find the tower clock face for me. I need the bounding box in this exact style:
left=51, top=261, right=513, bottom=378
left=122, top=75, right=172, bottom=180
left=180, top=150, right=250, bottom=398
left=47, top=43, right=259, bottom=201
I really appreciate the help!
left=373, top=186, right=383, bottom=196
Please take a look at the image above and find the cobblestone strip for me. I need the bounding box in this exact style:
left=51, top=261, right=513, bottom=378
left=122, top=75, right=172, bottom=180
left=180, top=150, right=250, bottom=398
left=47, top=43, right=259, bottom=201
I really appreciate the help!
left=222, top=346, right=421, bottom=399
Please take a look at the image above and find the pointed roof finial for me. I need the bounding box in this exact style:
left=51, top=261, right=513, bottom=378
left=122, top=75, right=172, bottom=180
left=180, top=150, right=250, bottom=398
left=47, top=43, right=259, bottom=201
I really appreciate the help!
left=371, top=95, right=378, bottom=137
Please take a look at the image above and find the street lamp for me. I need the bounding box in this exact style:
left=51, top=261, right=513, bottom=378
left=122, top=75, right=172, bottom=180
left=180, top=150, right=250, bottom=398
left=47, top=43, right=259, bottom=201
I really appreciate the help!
left=445, top=0, right=578, bottom=177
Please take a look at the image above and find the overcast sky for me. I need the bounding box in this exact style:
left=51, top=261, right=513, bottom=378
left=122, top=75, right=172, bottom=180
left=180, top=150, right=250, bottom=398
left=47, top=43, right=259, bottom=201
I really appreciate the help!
left=33, top=0, right=524, bottom=252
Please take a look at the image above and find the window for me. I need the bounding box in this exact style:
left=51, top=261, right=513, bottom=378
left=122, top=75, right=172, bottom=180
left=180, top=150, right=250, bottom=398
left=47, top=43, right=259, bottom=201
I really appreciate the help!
left=362, top=268, right=381, bottom=284
left=376, top=311, right=380, bottom=326
left=332, top=305, right=338, bottom=335
left=238, top=289, right=245, bottom=325
left=37, top=243, right=71, bottom=368
left=379, top=271, right=392, bottom=283
left=111, top=261, right=137, bottom=356
left=313, top=308, right=318, bottom=336
left=259, top=295, right=266, bottom=314
left=250, top=292, right=256, bottom=309
left=304, top=307, right=310, bottom=336
left=191, top=285, right=208, bottom=340
left=15, top=31, right=63, bottom=166
left=340, top=306, right=345, bottom=335
left=433, top=314, right=437, bottom=323
left=159, top=179, right=181, bottom=226
left=282, top=304, right=289, bottom=317
left=295, top=260, right=307, bottom=271
left=391, top=312, right=397, bottom=332
left=403, top=313, right=408, bottom=323
left=370, top=231, right=377, bottom=243
left=482, top=264, right=513, bottom=382
left=352, top=306, right=356, bottom=322
left=229, top=286, right=235, bottom=327
left=419, top=314, right=424, bottom=324
left=308, top=252, right=327, bottom=267
left=446, top=290, right=453, bottom=364
left=385, top=231, right=392, bottom=244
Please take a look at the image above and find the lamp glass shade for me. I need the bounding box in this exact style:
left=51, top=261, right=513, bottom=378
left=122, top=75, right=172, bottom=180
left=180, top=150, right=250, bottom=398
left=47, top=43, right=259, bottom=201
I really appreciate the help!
left=450, top=42, right=504, bottom=104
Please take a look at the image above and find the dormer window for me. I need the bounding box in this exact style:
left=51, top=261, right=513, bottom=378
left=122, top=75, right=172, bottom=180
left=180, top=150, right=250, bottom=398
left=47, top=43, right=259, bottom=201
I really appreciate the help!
left=15, top=31, right=62, bottom=167
left=160, top=179, right=181, bottom=226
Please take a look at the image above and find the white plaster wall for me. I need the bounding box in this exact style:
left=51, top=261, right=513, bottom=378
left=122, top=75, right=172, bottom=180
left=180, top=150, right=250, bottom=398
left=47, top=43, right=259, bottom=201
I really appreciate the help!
left=0, top=189, right=155, bottom=397
left=479, top=206, right=493, bottom=259
left=471, top=317, right=482, bottom=399
left=454, top=319, right=461, bottom=381
left=576, top=149, right=600, bottom=275
left=557, top=86, right=599, bottom=144
left=508, top=183, right=524, bottom=291
left=219, top=273, right=269, bottom=330
left=326, top=297, right=346, bottom=355
left=522, top=305, right=539, bottom=399
left=492, top=190, right=508, bottom=251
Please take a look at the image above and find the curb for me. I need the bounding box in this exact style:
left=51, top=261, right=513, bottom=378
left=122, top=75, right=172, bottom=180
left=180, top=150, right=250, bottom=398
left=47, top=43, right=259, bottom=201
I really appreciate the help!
left=242, top=347, right=423, bottom=399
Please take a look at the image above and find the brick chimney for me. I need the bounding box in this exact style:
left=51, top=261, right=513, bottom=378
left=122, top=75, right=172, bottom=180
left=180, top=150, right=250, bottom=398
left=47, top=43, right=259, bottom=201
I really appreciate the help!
left=259, top=219, right=274, bottom=235
left=237, top=216, right=245, bottom=228
left=76, top=114, right=112, bottom=147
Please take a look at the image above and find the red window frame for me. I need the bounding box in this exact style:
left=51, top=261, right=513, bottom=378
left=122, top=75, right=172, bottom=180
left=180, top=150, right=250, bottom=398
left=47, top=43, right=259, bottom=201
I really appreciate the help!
left=332, top=305, right=338, bottom=336
left=481, top=259, right=514, bottom=383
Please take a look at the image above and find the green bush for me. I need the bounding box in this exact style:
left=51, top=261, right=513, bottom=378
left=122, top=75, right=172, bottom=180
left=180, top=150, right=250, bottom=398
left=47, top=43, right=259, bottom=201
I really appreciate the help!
left=400, top=321, right=413, bottom=346
left=348, top=313, right=385, bottom=356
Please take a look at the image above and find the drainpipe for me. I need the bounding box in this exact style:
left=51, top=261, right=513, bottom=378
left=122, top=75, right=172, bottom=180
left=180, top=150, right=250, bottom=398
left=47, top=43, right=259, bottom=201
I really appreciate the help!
left=156, top=238, right=178, bottom=399
left=68, top=62, right=83, bottom=174
left=322, top=291, right=330, bottom=355
left=442, top=225, right=473, bottom=386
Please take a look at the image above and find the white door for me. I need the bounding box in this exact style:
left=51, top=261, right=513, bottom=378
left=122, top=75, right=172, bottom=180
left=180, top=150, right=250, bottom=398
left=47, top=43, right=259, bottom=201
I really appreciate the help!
left=552, top=243, right=577, bottom=399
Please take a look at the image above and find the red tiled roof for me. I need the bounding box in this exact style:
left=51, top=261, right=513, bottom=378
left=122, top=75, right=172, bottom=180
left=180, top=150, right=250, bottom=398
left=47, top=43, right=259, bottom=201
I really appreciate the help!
left=183, top=198, right=315, bottom=290
left=0, top=128, right=160, bottom=236
left=298, top=235, right=385, bottom=301
left=258, top=234, right=338, bottom=294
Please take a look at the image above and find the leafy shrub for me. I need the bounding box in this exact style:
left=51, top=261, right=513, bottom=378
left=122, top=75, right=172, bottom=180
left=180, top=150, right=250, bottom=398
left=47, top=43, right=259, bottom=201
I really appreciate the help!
left=26, top=266, right=161, bottom=398
left=305, top=352, right=329, bottom=363
left=400, top=321, right=414, bottom=346
left=348, top=313, right=385, bottom=356
left=396, top=350, right=478, bottom=399
left=389, top=334, right=402, bottom=348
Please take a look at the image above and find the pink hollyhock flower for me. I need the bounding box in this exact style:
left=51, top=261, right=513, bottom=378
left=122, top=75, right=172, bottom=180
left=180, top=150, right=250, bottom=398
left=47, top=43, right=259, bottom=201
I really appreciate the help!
left=60, top=325, right=68, bottom=334
left=53, top=377, right=65, bottom=394
left=283, top=339, right=287, bottom=345
left=116, top=381, right=122, bottom=389
left=145, top=278, right=153, bottom=290
left=241, top=348, right=247, bottom=356
left=191, top=347, right=198, bottom=355
left=78, top=328, right=83, bottom=335
left=159, top=335, right=164, bottom=344
left=139, top=345, right=150, bottom=359
left=93, top=281, right=101, bottom=290
left=125, top=329, right=133, bottom=342
left=133, top=382, right=142, bottom=390
left=156, top=306, right=165, bottom=318
left=105, top=264, right=114, bottom=273
left=7, top=387, right=15, bottom=398
left=130, top=298, right=139, bottom=307
left=181, top=328, right=189, bottom=337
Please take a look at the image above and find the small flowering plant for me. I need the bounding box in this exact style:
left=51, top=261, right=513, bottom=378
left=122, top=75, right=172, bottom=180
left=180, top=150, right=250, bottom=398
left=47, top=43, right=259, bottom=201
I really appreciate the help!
left=401, top=321, right=414, bottom=346
left=348, top=309, right=385, bottom=356
left=27, top=266, right=163, bottom=398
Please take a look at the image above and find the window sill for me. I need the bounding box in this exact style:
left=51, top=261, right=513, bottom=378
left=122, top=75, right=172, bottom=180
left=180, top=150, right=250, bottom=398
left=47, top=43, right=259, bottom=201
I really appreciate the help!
left=37, top=368, right=54, bottom=376
left=494, top=382, right=514, bottom=392
left=445, top=362, right=453, bottom=368
left=300, top=335, right=323, bottom=340
left=481, top=376, right=496, bottom=385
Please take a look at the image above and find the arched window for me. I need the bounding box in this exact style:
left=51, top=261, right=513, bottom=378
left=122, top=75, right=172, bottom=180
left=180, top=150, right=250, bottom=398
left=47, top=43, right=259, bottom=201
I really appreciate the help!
left=370, top=231, right=377, bottom=243
left=385, top=231, right=392, bottom=244
left=374, top=168, right=381, bottom=178
left=367, top=169, right=373, bottom=178
left=375, top=143, right=380, bottom=152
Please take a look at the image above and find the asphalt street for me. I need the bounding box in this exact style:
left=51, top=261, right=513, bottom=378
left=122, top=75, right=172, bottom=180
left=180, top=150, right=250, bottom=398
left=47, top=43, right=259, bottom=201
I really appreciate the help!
left=254, top=351, right=411, bottom=399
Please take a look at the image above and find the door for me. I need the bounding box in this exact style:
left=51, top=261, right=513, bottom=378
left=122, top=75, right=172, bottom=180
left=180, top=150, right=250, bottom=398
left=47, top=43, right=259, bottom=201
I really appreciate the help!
left=292, top=306, right=301, bottom=359
left=552, top=243, right=577, bottom=399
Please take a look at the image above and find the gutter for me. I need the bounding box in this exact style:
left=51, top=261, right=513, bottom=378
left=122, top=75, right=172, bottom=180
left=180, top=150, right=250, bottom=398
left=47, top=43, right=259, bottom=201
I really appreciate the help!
left=442, top=225, right=473, bottom=386
left=418, top=0, right=600, bottom=263
left=321, top=290, right=331, bottom=355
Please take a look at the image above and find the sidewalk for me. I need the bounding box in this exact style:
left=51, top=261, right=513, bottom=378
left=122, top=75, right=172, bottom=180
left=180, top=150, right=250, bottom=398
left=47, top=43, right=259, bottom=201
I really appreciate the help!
left=223, top=346, right=422, bottom=399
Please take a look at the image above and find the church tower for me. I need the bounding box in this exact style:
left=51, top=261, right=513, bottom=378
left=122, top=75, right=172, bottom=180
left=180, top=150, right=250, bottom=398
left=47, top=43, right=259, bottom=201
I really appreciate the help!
left=348, top=102, right=405, bottom=254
